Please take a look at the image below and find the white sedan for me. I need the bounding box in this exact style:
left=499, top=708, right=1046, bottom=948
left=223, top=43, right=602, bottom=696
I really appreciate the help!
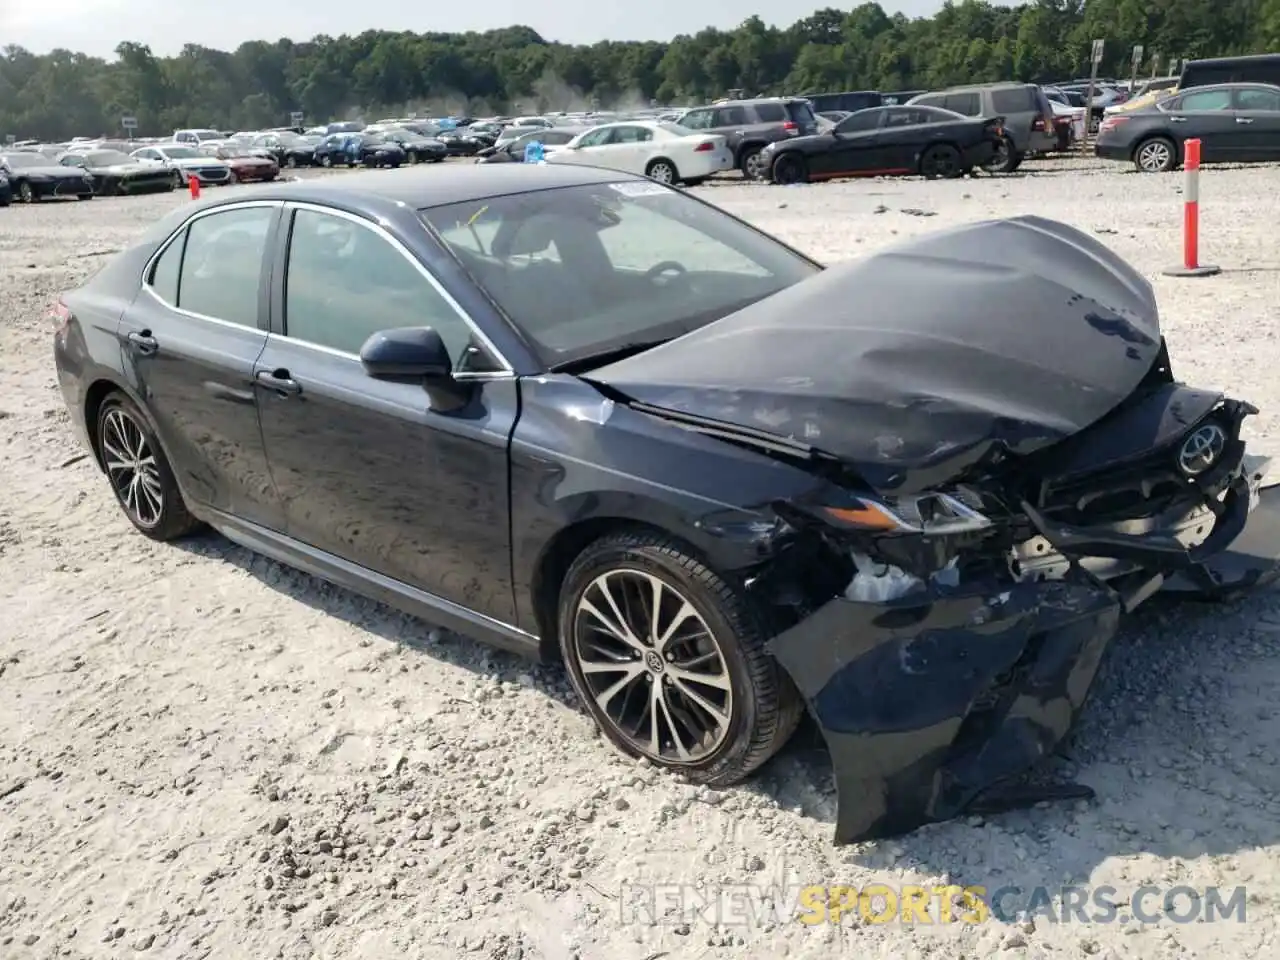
left=544, top=121, right=734, bottom=185
left=129, top=144, right=233, bottom=187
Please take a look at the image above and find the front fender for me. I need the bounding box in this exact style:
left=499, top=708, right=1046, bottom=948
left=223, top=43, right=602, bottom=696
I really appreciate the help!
left=509, top=375, right=827, bottom=633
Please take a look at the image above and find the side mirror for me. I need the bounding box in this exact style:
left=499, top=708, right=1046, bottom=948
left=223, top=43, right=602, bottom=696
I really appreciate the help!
left=359, top=327, right=470, bottom=411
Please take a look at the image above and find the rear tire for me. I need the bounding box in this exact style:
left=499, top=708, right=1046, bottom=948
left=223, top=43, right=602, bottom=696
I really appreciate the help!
left=645, top=158, right=678, bottom=184
left=95, top=392, right=203, bottom=542
left=558, top=531, right=803, bottom=787
left=18, top=180, right=35, bottom=203
left=1133, top=136, right=1176, bottom=173
left=739, top=145, right=768, bottom=181
left=919, top=143, right=963, bottom=180
left=982, top=135, right=1019, bottom=174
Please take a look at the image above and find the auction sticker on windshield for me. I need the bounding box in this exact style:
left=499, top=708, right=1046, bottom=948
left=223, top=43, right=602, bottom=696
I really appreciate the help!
left=610, top=181, right=670, bottom=197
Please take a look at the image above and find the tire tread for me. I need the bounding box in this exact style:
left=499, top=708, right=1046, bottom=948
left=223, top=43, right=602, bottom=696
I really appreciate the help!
left=559, top=529, right=804, bottom=786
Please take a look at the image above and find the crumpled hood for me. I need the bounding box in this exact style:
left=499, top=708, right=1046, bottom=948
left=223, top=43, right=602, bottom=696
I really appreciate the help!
left=588, top=216, right=1163, bottom=495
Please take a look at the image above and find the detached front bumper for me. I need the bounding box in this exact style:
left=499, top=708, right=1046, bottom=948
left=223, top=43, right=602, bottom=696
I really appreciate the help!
left=768, top=477, right=1280, bottom=845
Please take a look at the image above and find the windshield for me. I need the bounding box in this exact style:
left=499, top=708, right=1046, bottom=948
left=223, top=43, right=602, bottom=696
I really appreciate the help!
left=162, top=146, right=200, bottom=158
left=86, top=151, right=132, bottom=165
left=420, top=181, right=819, bottom=369
left=2, top=153, right=44, bottom=169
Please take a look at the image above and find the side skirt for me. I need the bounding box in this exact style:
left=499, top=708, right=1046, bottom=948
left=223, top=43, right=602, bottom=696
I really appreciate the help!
left=196, top=506, right=544, bottom=661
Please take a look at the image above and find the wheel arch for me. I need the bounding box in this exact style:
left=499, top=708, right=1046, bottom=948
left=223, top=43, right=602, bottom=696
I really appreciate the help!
left=644, top=155, right=679, bottom=178
left=83, top=377, right=148, bottom=472
left=530, top=516, right=713, bottom=662
left=733, top=139, right=770, bottom=166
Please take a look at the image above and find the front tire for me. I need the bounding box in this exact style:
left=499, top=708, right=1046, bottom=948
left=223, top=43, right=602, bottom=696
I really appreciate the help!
left=1134, top=136, right=1176, bottom=173
left=169, top=169, right=184, bottom=189
left=770, top=152, right=807, bottom=185
left=95, top=392, right=202, bottom=541
left=18, top=180, right=35, bottom=203
left=558, top=531, right=803, bottom=786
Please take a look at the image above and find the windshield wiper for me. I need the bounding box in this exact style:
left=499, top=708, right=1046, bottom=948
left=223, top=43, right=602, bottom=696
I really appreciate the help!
left=549, top=339, right=671, bottom=373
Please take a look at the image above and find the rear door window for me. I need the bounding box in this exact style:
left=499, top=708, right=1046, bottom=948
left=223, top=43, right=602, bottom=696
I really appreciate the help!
left=680, top=110, right=713, bottom=130
left=176, top=206, right=274, bottom=327
left=712, top=106, right=749, bottom=127
left=991, top=87, right=1035, bottom=113
left=1176, top=89, right=1234, bottom=111
left=943, top=92, right=981, bottom=115
left=835, top=109, right=884, bottom=133
left=752, top=103, right=786, bottom=123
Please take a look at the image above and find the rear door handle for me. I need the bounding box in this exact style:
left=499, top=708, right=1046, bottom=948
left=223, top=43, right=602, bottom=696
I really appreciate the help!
left=1236, top=117, right=1254, bottom=124
left=255, top=369, right=302, bottom=396
left=127, top=330, right=158, bottom=355
left=1169, top=116, right=1187, bottom=122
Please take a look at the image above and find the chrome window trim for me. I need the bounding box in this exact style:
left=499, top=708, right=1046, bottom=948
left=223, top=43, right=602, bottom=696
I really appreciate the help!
left=283, top=201, right=514, bottom=374
left=140, top=198, right=284, bottom=331
left=260, top=331, right=512, bottom=381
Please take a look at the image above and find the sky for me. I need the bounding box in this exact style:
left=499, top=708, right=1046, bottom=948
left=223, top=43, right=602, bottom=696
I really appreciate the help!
left=0, top=0, right=959, bottom=59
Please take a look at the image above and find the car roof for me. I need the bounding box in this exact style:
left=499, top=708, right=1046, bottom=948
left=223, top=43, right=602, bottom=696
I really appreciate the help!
left=200, top=163, right=646, bottom=211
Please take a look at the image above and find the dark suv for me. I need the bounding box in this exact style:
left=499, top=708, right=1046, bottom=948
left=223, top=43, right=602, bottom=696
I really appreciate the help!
left=678, top=98, right=821, bottom=179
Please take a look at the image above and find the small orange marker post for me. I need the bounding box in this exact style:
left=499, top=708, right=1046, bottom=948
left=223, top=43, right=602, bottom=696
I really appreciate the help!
left=1163, top=138, right=1219, bottom=277
left=188, top=173, right=200, bottom=199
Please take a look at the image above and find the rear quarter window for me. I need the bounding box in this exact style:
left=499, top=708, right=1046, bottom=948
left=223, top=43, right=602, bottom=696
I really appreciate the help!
left=786, top=101, right=817, bottom=123
left=991, top=88, right=1036, bottom=113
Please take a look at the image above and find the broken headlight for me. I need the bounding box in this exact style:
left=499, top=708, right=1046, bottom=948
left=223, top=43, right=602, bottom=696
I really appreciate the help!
left=819, top=491, right=993, bottom=536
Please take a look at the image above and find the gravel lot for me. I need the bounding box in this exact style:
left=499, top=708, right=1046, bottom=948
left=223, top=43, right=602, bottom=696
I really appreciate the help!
left=3, top=158, right=1280, bottom=959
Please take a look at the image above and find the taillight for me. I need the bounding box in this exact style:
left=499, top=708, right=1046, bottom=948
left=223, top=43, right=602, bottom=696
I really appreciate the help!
left=51, top=299, right=72, bottom=335
left=1098, top=116, right=1127, bottom=134
left=694, top=141, right=715, bottom=152
left=782, top=121, right=798, bottom=134
left=1032, top=116, right=1045, bottom=131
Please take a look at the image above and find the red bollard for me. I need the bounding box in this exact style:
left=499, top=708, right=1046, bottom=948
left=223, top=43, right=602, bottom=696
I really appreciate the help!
left=1162, top=138, right=1219, bottom=277
left=188, top=173, right=201, bottom=200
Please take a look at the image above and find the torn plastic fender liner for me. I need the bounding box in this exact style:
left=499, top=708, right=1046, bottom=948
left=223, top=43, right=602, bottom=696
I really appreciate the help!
left=766, top=578, right=1122, bottom=844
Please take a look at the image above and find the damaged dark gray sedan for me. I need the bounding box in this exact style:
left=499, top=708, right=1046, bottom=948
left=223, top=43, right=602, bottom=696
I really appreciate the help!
left=52, top=166, right=1280, bottom=844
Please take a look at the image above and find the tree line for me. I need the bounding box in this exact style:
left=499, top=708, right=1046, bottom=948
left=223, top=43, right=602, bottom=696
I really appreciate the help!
left=3, top=0, right=1279, bottom=141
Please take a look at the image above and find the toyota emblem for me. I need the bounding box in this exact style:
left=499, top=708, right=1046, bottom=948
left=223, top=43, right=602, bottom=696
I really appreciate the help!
left=1177, top=422, right=1227, bottom=476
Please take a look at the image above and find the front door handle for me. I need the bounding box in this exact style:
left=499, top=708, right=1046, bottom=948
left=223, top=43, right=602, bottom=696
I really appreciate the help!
left=1236, top=117, right=1254, bottom=124
left=1169, top=116, right=1187, bottom=122
left=255, top=369, right=302, bottom=397
left=127, top=330, right=158, bottom=355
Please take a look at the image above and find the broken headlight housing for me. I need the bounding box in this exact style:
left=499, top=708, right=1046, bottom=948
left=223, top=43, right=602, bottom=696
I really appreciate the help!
left=819, top=490, right=993, bottom=536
